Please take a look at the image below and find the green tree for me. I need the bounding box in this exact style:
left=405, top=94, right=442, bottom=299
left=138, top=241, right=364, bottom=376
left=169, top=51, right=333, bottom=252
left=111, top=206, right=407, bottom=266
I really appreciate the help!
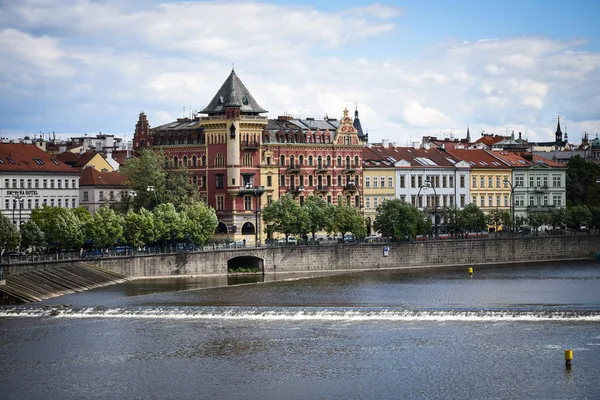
left=373, top=199, right=420, bottom=240
left=120, top=148, right=200, bottom=211
left=442, top=206, right=462, bottom=237
left=123, top=208, right=157, bottom=248
left=526, top=211, right=548, bottom=234
left=302, top=196, right=334, bottom=239
left=548, top=207, right=568, bottom=230
left=488, top=209, right=505, bottom=232
left=153, top=203, right=183, bottom=245
left=87, top=205, right=125, bottom=249
left=181, top=199, right=219, bottom=244
left=566, top=155, right=600, bottom=206
left=567, top=205, right=592, bottom=230
left=460, top=204, right=487, bottom=233
left=262, top=195, right=305, bottom=240
left=332, top=202, right=366, bottom=239
left=19, top=220, right=45, bottom=252
left=0, top=213, right=21, bottom=254
left=590, top=206, right=600, bottom=230
left=30, top=206, right=84, bottom=250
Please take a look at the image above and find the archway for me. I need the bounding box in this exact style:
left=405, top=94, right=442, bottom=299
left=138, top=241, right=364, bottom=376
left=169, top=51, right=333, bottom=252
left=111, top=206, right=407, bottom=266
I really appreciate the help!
left=215, top=222, right=228, bottom=234
left=241, top=221, right=255, bottom=234
left=227, top=256, right=264, bottom=274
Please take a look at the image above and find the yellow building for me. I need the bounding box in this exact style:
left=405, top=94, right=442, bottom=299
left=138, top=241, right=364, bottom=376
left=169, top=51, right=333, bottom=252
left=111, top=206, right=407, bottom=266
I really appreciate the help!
left=55, top=151, right=114, bottom=173
left=361, top=146, right=397, bottom=234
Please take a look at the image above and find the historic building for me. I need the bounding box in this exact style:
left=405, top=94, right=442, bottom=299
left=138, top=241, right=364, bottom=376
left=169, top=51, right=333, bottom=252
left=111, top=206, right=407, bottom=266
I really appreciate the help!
left=0, top=143, right=80, bottom=226
left=133, top=69, right=367, bottom=243
left=79, top=168, right=128, bottom=214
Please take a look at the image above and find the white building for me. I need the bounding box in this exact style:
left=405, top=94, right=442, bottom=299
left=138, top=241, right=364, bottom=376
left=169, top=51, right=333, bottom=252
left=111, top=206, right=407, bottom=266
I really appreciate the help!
left=0, top=143, right=80, bottom=226
left=79, top=167, right=128, bottom=214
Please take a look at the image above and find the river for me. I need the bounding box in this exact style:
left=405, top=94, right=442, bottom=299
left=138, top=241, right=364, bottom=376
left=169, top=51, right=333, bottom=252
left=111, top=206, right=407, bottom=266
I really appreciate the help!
left=1, top=260, right=599, bottom=399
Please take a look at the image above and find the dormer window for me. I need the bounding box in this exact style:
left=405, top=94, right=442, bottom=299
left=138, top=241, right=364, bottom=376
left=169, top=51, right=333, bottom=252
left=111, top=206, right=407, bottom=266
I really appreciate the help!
left=242, top=96, right=248, bottom=105
left=219, top=96, right=224, bottom=104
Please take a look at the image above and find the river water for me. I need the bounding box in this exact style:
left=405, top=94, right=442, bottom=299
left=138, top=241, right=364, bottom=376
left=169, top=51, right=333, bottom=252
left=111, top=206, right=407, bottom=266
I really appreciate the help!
left=1, top=261, right=600, bottom=399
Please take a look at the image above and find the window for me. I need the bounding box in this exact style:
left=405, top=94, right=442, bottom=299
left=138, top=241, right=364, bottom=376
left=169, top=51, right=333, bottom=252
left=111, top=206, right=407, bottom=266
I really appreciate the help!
left=480, top=195, right=485, bottom=206
left=488, top=196, right=493, bottom=207
left=50, top=198, right=55, bottom=207
left=388, top=176, right=393, bottom=188
left=553, top=176, right=561, bottom=187
left=411, top=176, right=416, bottom=188
left=380, top=177, right=385, bottom=188
left=472, top=176, right=477, bottom=188
left=20, top=179, right=24, bottom=188
left=27, top=179, right=32, bottom=188
left=4, top=199, right=8, bottom=209
left=496, top=176, right=500, bottom=188
left=374, top=197, right=378, bottom=208
left=553, top=195, right=562, bottom=206
left=215, top=174, right=224, bottom=189
left=496, top=195, right=501, bottom=207
left=83, top=192, right=89, bottom=201
left=460, top=194, right=465, bottom=207
left=4, top=179, right=8, bottom=188
left=400, top=176, right=405, bottom=188
left=472, top=195, right=477, bottom=205
left=337, top=175, right=342, bottom=186
left=515, top=176, right=524, bottom=187
left=267, top=195, right=273, bottom=205
left=488, top=176, right=493, bottom=188
left=365, top=177, right=370, bottom=188
left=109, top=191, right=115, bottom=201
left=72, top=179, right=76, bottom=188
left=35, top=199, right=39, bottom=208
left=308, top=156, right=313, bottom=166
left=442, top=176, right=447, bottom=188
left=65, top=180, right=69, bottom=189
left=267, top=176, right=272, bottom=187
left=99, top=191, right=104, bottom=201
left=309, top=176, right=313, bottom=186
left=366, top=197, right=371, bottom=209
left=480, top=177, right=485, bottom=188
left=449, top=176, right=454, bottom=188
left=244, top=196, right=252, bottom=211
left=373, top=177, right=378, bottom=188
left=543, top=176, right=548, bottom=187
left=280, top=155, right=285, bottom=166
left=58, top=199, right=62, bottom=207
left=216, top=195, right=224, bottom=210
left=529, top=195, right=534, bottom=206
left=50, top=179, right=55, bottom=189
left=504, top=195, right=509, bottom=207
left=460, top=175, right=465, bottom=188
left=57, top=180, right=62, bottom=189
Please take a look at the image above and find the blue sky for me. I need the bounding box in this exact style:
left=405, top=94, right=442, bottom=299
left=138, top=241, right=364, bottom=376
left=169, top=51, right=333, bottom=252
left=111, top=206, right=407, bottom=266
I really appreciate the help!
left=1, top=0, right=599, bottom=145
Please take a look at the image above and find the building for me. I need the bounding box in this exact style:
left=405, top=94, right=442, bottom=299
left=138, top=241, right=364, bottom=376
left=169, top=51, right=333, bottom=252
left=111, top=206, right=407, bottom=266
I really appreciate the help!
left=133, top=69, right=367, bottom=243
left=55, top=151, right=114, bottom=172
left=0, top=143, right=80, bottom=226
left=79, top=168, right=128, bottom=214
left=489, top=151, right=567, bottom=223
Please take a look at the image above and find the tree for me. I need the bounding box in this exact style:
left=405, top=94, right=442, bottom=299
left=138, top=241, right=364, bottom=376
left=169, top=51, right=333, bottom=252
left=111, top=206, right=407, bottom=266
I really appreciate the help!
left=566, top=155, right=600, bottom=206
left=526, top=211, right=548, bottom=234
left=30, top=206, right=84, bottom=251
left=302, top=196, right=334, bottom=239
left=567, top=205, right=592, bottom=230
left=87, top=205, right=124, bottom=249
left=442, top=206, right=462, bottom=238
left=181, top=199, right=219, bottom=244
left=123, top=208, right=157, bottom=248
left=262, top=195, right=305, bottom=240
left=0, top=213, right=20, bottom=254
left=332, top=202, right=366, bottom=239
left=488, top=209, right=505, bottom=232
left=153, top=203, right=183, bottom=245
left=19, top=220, right=45, bottom=252
left=373, top=199, right=420, bottom=240
left=120, top=148, right=200, bottom=211
left=460, top=204, right=487, bottom=233
left=548, top=207, right=568, bottom=231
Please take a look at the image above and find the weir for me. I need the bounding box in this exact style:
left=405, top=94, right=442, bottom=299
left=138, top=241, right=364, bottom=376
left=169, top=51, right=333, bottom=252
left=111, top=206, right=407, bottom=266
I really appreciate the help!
left=0, top=263, right=129, bottom=303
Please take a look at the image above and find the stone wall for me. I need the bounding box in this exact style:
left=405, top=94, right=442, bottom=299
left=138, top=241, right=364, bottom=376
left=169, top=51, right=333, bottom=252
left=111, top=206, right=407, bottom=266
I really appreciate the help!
left=4, top=235, right=599, bottom=278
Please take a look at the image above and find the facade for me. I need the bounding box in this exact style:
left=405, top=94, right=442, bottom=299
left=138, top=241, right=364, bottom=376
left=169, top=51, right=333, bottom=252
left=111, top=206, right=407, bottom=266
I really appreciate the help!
left=0, top=143, right=80, bottom=226
left=489, top=151, right=567, bottom=222
left=133, top=69, right=367, bottom=243
left=446, top=149, right=512, bottom=214
left=361, top=146, right=396, bottom=232
left=79, top=168, right=128, bottom=214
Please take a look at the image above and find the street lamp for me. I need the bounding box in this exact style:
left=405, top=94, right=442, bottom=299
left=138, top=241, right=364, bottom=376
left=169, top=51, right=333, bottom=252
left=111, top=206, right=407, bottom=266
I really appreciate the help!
left=245, top=183, right=266, bottom=246
left=146, top=186, right=158, bottom=205
left=12, top=194, right=24, bottom=228
left=503, top=178, right=521, bottom=233
left=417, top=179, right=438, bottom=239
left=127, top=191, right=137, bottom=210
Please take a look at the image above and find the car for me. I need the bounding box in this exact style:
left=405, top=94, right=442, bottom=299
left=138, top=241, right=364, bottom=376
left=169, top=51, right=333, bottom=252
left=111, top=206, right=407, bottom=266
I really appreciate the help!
left=278, top=237, right=297, bottom=245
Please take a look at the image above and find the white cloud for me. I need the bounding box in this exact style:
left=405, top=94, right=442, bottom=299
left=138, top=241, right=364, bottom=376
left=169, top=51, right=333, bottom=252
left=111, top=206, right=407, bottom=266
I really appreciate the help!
left=0, top=1, right=599, bottom=146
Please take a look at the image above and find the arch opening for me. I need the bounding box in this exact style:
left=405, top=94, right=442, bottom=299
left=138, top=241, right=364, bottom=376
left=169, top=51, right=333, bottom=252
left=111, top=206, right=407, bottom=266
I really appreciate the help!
left=227, top=256, right=264, bottom=274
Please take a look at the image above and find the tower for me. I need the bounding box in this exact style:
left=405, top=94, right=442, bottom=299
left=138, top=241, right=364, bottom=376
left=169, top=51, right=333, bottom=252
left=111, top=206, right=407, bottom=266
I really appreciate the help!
left=555, top=116, right=563, bottom=145
left=132, top=111, right=150, bottom=151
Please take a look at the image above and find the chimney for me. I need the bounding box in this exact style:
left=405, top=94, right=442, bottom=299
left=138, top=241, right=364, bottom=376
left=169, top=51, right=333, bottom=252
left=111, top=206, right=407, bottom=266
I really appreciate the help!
left=381, top=139, right=389, bottom=148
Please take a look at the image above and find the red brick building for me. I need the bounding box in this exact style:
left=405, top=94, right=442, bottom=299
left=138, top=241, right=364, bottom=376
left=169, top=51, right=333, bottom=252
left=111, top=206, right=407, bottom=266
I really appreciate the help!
left=133, top=69, right=367, bottom=243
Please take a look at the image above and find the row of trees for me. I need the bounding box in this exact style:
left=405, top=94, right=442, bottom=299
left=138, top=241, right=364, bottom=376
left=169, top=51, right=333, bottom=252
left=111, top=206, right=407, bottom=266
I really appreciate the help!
left=1, top=200, right=218, bottom=254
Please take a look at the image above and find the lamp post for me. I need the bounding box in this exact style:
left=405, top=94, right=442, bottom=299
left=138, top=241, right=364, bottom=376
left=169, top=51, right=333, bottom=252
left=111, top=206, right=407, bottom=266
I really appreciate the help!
left=417, top=179, right=437, bottom=239
left=503, top=178, right=520, bottom=233
left=127, top=191, right=137, bottom=210
left=12, top=194, right=24, bottom=228
left=245, top=183, right=266, bottom=246
left=146, top=186, right=158, bottom=206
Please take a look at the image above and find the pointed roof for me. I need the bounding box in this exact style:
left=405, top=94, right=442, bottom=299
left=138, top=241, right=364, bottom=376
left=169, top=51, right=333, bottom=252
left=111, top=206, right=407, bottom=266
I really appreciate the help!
left=200, top=69, right=267, bottom=115
left=556, top=116, right=563, bottom=136
left=353, top=107, right=366, bottom=140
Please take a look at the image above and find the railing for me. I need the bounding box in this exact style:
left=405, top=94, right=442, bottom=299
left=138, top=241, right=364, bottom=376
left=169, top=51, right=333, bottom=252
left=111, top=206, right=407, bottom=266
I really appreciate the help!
left=533, top=185, right=549, bottom=193
left=241, top=141, right=260, bottom=150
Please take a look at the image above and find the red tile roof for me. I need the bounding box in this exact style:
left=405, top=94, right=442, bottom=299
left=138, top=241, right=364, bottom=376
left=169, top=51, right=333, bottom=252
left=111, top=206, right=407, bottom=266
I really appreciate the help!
left=445, top=149, right=510, bottom=168
left=110, top=150, right=130, bottom=165
left=0, top=143, right=78, bottom=173
left=79, top=167, right=127, bottom=186
left=474, top=134, right=507, bottom=147
left=55, top=151, right=99, bottom=168
left=488, top=151, right=565, bottom=168
left=363, top=145, right=459, bottom=168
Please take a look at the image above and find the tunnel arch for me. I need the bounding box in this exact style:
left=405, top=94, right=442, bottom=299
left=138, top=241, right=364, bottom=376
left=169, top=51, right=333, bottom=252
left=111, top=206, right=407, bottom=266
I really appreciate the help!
left=227, top=255, right=264, bottom=274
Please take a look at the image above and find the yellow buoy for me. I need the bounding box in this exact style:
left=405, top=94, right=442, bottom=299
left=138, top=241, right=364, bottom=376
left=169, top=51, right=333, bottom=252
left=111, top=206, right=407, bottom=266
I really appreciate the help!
left=565, top=349, right=573, bottom=369
left=468, top=267, right=473, bottom=276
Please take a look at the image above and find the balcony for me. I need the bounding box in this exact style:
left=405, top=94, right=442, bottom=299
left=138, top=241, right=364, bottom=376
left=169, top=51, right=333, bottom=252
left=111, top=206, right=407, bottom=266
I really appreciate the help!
left=533, top=185, right=549, bottom=193
left=342, top=167, right=357, bottom=174
left=315, top=185, right=330, bottom=193
left=237, top=185, right=266, bottom=196
left=343, top=184, right=358, bottom=192
left=287, top=186, right=305, bottom=197
left=315, top=165, right=328, bottom=173
left=287, top=165, right=301, bottom=174
left=241, top=141, right=260, bottom=150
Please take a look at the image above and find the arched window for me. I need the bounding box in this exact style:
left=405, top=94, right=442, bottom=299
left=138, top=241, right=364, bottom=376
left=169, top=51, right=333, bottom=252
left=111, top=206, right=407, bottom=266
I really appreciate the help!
left=280, top=155, right=285, bottom=166
left=308, top=155, right=313, bottom=166
left=326, top=156, right=331, bottom=166
left=346, top=156, right=351, bottom=169
left=290, top=155, right=295, bottom=168
left=241, top=222, right=255, bottom=234
left=202, top=155, right=206, bottom=166
left=173, top=156, right=179, bottom=168
left=299, top=155, right=304, bottom=166
left=183, top=156, right=188, bottom=167
left=354, top=156, right=359, bottom=167
left=337, top=156, right=342, bottom=166
left=215, top=222, right=228, bottom=234
left=192, top=156, right=197, bottom=167
left=317, top=155, right=322, bottom=168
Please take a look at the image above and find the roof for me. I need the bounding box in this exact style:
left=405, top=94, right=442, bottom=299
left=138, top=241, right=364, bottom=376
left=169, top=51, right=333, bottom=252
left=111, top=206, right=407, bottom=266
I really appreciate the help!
left=79, top=167, right=127, bottom=186
left=363, top=145, right=460, bottom=168
left=445, top=149, right=510, bottom=168
left=489, top=151, right=565, bottom=168
left=200, top=69, right=267, bottom=115
left=475, top=134, right=507, bottom=147
left=0, top=143, right=77, bottom=173
left=55, top=151, right=100, bottom=169
left=110, top=150, right=130, bottom=165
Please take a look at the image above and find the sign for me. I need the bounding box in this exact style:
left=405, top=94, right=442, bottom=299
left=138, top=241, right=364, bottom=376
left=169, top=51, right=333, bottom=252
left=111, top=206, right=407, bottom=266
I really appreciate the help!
left=5, top=190, right=39, bottom=196
left=383, top=246, right=389, bottom=257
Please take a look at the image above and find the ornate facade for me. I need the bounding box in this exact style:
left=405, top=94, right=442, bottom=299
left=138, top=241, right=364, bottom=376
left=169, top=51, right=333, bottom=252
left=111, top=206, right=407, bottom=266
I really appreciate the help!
left=133, top=69, right=367, bottom=243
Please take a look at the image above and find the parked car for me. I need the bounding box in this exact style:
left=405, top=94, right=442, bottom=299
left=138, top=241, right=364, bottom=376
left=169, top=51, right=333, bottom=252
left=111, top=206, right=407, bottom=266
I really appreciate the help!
left=278, top=237, right=297, bottom=245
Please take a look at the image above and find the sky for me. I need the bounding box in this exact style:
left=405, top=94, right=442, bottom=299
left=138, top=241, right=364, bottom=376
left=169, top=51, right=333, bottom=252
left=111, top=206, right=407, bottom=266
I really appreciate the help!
left=1, top=0, right=599, bottom=146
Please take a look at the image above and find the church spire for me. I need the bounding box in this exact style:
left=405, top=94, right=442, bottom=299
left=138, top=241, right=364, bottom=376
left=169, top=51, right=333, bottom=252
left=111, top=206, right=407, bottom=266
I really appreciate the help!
left=466, top=125, right=471, bottom=142
left=555, top=115, right=563, bottom=144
